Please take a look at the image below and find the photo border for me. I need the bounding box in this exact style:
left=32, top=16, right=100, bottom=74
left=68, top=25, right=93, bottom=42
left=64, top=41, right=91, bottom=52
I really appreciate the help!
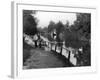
left=11, top=2, right=97, bottom=78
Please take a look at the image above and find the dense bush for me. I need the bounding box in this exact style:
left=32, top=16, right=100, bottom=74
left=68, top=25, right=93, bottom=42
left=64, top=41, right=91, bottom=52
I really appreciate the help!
left=23, top=39, right=33, bottom=65
left=65, top=30, right=82, bottom=49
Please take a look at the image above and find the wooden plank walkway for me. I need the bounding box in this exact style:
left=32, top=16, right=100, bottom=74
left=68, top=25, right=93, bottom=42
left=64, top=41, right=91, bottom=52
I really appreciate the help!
left=23, top=48, right=73, bottom=69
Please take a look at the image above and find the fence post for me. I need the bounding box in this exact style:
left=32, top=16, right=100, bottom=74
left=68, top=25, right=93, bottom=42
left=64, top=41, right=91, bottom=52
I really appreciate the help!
left=48, top=42, right=49, bottom=48
left=39, top=40, right=41, bottom=48
left=60, top=46, right=63, bottom=54
left=68, top=50, right=71, bottom=62
left=60, top=42, right=63, bottom=54
left=51, top=43, right=52, bottom=50
left=55, top=44, right=57, bottom=52
left=44, top=41, right=46, bottom=46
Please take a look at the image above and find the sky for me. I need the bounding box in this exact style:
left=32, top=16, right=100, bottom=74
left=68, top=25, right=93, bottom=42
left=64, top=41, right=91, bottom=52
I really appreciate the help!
left=33, top=11, right=77, bottom=28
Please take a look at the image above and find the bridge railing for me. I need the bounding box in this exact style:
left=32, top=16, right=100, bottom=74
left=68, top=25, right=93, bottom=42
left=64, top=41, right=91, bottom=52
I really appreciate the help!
left=41, top=40, right=78, bottom=66
left=24, top=34, right=80, bottom=66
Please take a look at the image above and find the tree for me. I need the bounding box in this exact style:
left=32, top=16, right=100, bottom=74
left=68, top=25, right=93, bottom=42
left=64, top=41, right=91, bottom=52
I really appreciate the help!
left=69, top=13, right=91, bottom=66
left=64, top=21, right=70, bottom=29
left=47, top=21, right=65, bottom=44
left=65, top=13, right=91, bottom=48
left=56, top=21, right=64, bottom=40
left=48, top=21, right=56, bottom=32
left=47, top=21, right=56, bottom=41
left=23, top=10, right=38, bottom=35
left=72, top=13, right=91, bottom=40
left=55, top=21, right=65, bottom=46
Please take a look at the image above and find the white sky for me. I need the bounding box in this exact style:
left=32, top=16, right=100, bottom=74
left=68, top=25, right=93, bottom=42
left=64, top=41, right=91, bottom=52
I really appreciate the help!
left=33, top=11, right=77, bottom=28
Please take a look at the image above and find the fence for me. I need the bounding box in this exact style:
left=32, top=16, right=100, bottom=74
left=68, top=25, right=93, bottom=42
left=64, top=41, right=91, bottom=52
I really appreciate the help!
left=24, top=34, right=79, bottom=66
left=40, top=40, right=78, bottom=66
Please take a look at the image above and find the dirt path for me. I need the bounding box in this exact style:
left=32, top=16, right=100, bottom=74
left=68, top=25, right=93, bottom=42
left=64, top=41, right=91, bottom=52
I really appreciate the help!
left=23, top=48, right=73, bottom=69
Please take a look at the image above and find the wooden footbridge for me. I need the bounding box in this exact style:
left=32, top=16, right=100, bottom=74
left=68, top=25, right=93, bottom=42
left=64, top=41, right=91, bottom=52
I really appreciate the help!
left=24, top=34, right=81, bottom=67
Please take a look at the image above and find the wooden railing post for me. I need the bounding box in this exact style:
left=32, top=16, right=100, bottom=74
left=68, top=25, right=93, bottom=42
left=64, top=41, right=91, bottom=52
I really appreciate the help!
left=44, top=41, right=46, bottom=46
left=55, top=44, right=57, bottom=52
left=51, top=43, right=52, bottom=50
left=48, top=42, right=49, bottom=48
left=39, top=40, right=41, bottom=48
left=68, top=50, right=71, bottom=62
left=60, top=42, right=63, bottom=54
left=60, top=46, right=63, bottom=54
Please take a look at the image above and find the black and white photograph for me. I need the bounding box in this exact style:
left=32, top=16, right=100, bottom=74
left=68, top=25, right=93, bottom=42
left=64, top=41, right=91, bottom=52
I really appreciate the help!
left=23, top=10, right=91, bottom=69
